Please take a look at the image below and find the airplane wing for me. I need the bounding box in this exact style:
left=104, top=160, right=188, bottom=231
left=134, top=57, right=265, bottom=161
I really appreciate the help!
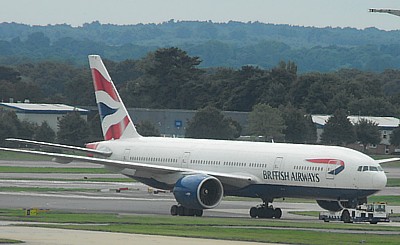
left=0, top=147, right=258, bottom=189
left=375, top=158, right=400, bottom=164
left=5, top=138, right=112, bottom=157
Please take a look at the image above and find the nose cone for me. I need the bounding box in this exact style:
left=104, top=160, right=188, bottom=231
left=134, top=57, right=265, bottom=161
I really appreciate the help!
left=373, top=172, right=387, bottom=189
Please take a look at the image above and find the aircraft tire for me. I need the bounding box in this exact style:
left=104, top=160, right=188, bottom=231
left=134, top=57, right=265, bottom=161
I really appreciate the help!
left=341, top=209, right=351, bottom=223
left=273, top=208, right=282, bottom=219
left=177, top=206, right=185, bottom=216
left=250, top=207, right=258, bottom=218
left=257, top=207, right=273, bottom=218
left=170, top=205, right=178, bottom=216
left=184, top=208, right=196, bottom=216
left=265, top=208, right=274, bottom=218
left=194, top=209, right=203, bottom=217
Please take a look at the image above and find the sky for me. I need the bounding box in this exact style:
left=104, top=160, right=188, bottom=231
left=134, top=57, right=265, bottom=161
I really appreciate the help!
left=0, top=0, right=400, bottom=30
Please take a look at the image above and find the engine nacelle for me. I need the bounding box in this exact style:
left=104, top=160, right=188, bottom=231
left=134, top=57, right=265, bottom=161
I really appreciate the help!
left=317, top=198, right=365, bottom=211
left=317, top=200, right=343, bottom=212
left=173, top=174, right=224, bottom=210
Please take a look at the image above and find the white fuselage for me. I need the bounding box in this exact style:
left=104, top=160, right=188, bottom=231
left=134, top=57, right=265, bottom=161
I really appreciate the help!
left=94, top=137, right=387, bottom=201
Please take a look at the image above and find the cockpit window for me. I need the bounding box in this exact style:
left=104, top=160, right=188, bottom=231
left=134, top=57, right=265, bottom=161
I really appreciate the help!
left=358, top=165, right=384, bottom=172
left=370, top=166, right=378, bottom=171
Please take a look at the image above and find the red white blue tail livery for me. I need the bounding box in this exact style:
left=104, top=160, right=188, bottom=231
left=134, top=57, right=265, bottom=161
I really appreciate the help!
left=89, top=55, right=140, bottom=140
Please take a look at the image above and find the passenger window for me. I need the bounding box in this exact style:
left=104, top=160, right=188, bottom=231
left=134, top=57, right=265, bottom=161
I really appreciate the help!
left=363, top=166, right=369, bottom=171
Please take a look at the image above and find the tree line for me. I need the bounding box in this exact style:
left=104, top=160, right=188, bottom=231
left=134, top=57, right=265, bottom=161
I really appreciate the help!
left=1, top=21, right=400, bottom=72
left=1, top=47, right=400, bottom=116
left=1, top=47, right=400, bottom=149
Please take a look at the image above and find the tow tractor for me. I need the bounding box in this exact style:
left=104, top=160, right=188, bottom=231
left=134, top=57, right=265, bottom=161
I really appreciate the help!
left=319, top=203, right=390, bottom=224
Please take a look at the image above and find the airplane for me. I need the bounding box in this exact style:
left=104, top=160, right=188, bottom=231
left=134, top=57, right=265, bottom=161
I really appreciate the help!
left=0, top=55, right=391, bottom=218
left=369, top=8, right=400, bottom=17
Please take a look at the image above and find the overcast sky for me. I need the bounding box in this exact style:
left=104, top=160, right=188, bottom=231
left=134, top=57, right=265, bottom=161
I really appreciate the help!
left=1, top=0, right=400, bottom=30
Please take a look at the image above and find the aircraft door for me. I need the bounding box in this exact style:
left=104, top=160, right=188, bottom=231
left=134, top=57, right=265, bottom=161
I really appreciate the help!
left=325, top=160, right=340, bottom=180
left=274, top=157, right=284, bottom=171
left=181, top=152, right=191, bottom=168
left=123, top=149, right=131, bottom=161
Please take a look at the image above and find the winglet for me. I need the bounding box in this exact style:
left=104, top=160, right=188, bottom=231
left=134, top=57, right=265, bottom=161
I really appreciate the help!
left=88, top=55, right=141, bottom=140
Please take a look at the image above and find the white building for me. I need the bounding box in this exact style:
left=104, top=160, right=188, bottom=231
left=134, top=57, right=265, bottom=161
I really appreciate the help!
left=0, top=102, right=89, bottom=132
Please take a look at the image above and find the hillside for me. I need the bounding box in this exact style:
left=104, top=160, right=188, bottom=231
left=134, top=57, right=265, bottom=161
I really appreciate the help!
left=0, top=21, right=399, bottom=72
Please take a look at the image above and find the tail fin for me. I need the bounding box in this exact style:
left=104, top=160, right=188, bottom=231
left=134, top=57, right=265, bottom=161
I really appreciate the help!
left=88, top=55, right=141, bottom=140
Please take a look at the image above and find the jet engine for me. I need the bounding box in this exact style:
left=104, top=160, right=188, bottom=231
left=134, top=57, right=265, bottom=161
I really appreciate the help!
left=173, top=174, right=224, bottom=210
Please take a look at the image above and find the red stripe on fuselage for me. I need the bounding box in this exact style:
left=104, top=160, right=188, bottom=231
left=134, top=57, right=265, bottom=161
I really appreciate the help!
left=104, top=116, right=131, bottom=140
left=306, top=159, right=345, bottom=166
left=91, top=69, right=119, bottom=102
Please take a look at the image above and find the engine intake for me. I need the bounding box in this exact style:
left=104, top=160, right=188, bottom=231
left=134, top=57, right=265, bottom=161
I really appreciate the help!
left=173, top=174, right=223, bottom=210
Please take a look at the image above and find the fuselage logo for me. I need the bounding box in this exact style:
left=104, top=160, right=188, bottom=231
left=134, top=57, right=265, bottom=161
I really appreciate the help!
left=306, top=158, right=345, bottom=175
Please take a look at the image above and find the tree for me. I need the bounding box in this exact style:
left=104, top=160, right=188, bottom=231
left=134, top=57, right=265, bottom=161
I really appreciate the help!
left=282, top=105, right=316, bottom=143
left=248, top=104, right=285, bottom=142
left=0, top=66, right=21, bottom=82
left=0, top=111, right=19, bottom=145
left=136, top=121, right=160, bottom=136
left=321, top=109, right=356, bottom=146
left=57, top=112, right=89, bottom=146
left=130, top=47, right=204, bottom=109
left=185, top=106, right=239, bottom=140
left=354, top=119, right=380, bottom=152
left=34, top=121, right=56, bottom=142
left=18, top=121, right=37, bottom=140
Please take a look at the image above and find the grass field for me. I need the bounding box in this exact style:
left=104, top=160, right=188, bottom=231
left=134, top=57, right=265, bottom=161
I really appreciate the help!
left=387, top=178, right=400, bottom=187
left=0, top=151, right=51, bottom=161
left=369, top=195, right=400, bottom=205
left=0, top=209, right=399, bottom=245
left=0, top=238, right=22, bottom=244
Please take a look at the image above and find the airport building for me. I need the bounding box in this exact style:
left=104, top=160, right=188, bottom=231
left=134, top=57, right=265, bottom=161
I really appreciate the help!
left=0, top=102, right=89, bottom=132
left=126, top=107, right=249, bottom=138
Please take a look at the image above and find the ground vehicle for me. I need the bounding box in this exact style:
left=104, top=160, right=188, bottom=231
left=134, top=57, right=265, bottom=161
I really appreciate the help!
left=319, top=203, right=390, bottom=224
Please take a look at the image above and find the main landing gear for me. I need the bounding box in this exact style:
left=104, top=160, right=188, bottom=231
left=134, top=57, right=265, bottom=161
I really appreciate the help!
left=249, top=203, right=282, bottom=219
left=170, top=204, right=203, bottom=217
